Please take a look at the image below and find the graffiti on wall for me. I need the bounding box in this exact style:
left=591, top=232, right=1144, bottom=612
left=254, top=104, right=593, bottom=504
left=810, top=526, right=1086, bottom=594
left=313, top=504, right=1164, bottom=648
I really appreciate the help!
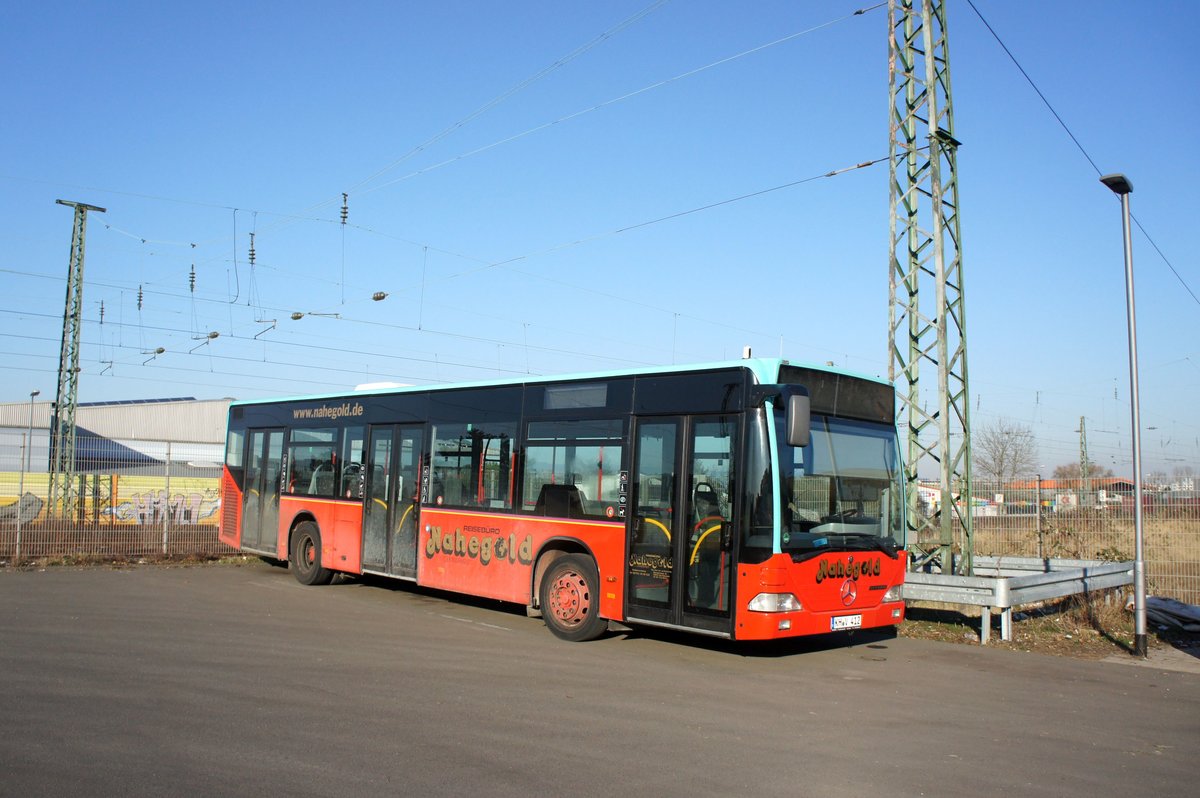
left=0, top=474, right=222, bottom=526
left=0, top=493, right=45, bottom=524
left=111, top=488, right=221, bottom=526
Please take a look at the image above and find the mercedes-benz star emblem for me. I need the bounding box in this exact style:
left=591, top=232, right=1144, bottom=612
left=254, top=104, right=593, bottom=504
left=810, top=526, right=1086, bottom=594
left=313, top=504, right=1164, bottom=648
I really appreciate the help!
left=840, top=578, right=857, bottom=607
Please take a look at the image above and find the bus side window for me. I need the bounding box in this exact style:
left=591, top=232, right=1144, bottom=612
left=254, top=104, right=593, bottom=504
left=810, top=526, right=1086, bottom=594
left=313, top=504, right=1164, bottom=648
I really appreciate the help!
left=522, top=419, right=625, bottom=520
left=341, top=426, right=365, bottom=498
left=430, top=421, right=516, bottom=510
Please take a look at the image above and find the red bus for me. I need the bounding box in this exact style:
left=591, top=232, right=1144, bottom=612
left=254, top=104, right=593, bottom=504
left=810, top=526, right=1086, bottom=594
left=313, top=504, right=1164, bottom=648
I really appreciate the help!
left=219, top=358, right=906, bottom=641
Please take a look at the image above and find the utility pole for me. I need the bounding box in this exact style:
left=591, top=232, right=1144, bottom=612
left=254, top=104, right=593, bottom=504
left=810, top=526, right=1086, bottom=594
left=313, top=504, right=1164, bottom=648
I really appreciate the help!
left=887, top=0, right=974, bottom=574
left=1078, top=415, right=1091, bottom=507
left=50, top=199, right=105, bottom=520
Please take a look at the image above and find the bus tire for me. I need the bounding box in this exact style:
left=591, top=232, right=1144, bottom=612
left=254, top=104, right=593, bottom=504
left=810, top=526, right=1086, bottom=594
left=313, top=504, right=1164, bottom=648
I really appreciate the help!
left=290, top=521, right=334, bottom=586
left=539, top=553, right=606, bottom=642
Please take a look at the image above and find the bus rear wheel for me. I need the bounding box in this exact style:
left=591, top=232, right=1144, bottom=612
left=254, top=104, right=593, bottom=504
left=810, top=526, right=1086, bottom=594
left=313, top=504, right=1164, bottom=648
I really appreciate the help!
left=290, top=521, right=334, bottom=586
left=540, top=554, right=606, bottom=642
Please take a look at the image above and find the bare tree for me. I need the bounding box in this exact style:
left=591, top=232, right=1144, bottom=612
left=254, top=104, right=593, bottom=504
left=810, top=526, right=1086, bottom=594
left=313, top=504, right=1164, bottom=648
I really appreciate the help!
left=1052, top=462, right=1114, bottom=481
left=973, top=418, right=1038, bottom=484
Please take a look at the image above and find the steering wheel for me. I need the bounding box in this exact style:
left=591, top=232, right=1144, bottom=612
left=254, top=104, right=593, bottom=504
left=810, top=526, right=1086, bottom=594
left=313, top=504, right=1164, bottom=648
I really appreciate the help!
left=822, top=508, right=860, bottom=523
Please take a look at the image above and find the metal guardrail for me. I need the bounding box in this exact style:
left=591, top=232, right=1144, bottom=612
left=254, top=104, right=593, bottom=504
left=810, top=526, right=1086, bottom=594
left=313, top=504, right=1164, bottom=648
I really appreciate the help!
left=904, top=555, right=1135, bottom=644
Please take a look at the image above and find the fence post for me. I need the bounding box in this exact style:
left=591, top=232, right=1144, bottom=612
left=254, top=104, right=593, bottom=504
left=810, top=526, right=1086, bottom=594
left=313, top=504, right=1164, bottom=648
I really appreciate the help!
left=1035, top=474, right=1043, bottom=560
left=162, top=441, right=171, bottom=556
left=16, top=433, right=26, bottom=563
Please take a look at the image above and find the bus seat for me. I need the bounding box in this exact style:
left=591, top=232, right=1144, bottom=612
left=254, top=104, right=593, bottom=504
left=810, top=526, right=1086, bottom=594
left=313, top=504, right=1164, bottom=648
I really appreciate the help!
left=693, top=483, right=721, bottom=522
left=534, top=484, right=584, bottom=518
left=441, top=477, right=464, bottom=506
left=308, top=462, right=334, bottom=495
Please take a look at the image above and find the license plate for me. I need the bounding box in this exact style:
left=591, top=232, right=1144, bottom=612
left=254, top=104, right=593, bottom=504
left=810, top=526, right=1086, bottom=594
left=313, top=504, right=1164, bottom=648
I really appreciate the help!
left=831, top=614, right=862, bottom=631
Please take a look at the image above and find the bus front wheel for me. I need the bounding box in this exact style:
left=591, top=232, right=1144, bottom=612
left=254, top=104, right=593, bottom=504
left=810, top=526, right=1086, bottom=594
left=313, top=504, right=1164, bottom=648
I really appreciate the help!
left=539, top=554, right=606, bottom=642
left=290, top=521, right=334, bottom=586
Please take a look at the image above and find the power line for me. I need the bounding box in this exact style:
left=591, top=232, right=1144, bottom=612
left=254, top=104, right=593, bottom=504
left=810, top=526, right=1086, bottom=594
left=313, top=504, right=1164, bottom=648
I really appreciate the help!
left=3, top=9, right=887, bottom=312
left=251, top=0, right=672, bottom=241
left=965, top=0, right=1199, bottom=310
left=348, top=0, right=671, bottom=195
left=2, top=151, right=892, bottom=380
left=361, top=5, right=887, bottom=197
left=0, top=304, right=650, bottom=377
left=424, top=155, right=889, bottom=304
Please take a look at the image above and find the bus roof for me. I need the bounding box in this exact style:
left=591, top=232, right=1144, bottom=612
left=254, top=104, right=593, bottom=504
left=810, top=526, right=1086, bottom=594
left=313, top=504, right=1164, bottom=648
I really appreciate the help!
left=228, top=357, right=891, bottom=408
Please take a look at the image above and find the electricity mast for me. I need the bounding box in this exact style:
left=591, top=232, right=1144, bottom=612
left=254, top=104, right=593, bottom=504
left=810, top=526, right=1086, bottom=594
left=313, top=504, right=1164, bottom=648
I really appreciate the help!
left=886, top=0, right=974, bottom=574
left=50, top=199, right=105, bottom=520
left=1077, top=416, right=1092, bottom=506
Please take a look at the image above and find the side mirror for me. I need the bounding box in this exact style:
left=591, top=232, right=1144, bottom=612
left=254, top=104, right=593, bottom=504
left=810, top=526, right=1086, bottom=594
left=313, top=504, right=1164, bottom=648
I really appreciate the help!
left=787, top=393, right=810, bottom=447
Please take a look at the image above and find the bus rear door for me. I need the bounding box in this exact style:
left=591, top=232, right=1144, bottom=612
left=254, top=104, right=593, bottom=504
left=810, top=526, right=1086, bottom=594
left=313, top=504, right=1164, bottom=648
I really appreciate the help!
left=361, top=424, right=424, bottom=579
left=242, top=428, right=284, bottom=555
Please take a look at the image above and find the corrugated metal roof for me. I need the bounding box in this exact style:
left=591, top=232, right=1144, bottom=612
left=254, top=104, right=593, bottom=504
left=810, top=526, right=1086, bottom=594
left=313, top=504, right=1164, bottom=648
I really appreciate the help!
left=0, top=398, right=231, bottom=443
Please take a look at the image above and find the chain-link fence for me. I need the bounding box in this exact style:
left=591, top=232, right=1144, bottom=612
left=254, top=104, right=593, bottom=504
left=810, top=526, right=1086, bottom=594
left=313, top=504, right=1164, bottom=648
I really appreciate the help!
left=912, top=477, right=1200, bottom=605
left=0, top=439, right=232, bottom=563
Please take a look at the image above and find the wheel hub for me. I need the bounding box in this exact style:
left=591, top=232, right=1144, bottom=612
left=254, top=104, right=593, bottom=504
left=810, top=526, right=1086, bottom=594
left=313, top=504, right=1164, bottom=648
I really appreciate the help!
left=550, top=570, right=589, bottom=626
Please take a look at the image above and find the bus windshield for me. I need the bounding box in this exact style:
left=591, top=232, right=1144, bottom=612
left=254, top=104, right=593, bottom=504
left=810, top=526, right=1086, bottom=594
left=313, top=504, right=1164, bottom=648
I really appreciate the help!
left=776, top=413, right=903, bottom=560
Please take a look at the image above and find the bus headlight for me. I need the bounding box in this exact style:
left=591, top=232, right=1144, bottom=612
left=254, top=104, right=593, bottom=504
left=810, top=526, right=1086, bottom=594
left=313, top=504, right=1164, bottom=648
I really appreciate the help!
left=882, top=585, right=903, bottom=603
left=748, top=593, right=803, bottom=613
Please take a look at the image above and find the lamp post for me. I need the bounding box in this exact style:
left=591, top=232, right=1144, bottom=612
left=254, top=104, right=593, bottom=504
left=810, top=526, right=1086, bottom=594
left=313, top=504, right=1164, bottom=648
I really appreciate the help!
left=1100, top=172, right=1146, bottom=659
left=26, top=389, right=40, bottom=472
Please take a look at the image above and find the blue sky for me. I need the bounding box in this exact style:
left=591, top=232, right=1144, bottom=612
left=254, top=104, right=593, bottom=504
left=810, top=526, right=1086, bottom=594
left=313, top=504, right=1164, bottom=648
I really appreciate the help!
left=2, top=1, right=1197, bottom=478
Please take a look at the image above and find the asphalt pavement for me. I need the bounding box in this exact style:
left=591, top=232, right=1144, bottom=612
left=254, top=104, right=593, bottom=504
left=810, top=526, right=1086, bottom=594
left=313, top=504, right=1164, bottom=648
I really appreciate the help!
left=0, top=562, right=1196, bottom=797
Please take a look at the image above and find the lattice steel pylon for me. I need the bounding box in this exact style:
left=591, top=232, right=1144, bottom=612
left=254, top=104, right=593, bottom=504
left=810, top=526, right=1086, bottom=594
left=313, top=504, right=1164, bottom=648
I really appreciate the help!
left=49, top=199, right=105, bottom=520
left=886, top=0, right=974, bottom=574
left=1077, top=416, right=1092, bottom=505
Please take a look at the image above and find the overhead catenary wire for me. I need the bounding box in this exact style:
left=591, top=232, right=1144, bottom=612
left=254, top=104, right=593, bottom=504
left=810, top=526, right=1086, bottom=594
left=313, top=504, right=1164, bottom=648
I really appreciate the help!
left=0, top=151, right=896, bottom=381
left=0, top=306, right=649, bottom=377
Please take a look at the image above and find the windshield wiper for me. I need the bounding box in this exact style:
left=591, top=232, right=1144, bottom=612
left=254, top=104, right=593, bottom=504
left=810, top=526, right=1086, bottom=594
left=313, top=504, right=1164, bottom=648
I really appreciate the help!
left=785, top=532, right=901, bottom=562
left=828, top=532, right=901, bottom=558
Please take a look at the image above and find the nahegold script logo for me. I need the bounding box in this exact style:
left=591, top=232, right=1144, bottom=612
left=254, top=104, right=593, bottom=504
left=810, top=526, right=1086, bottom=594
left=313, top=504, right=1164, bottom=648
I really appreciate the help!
left=424, top=525, right=533, bottom=567
left=815, top=556, right=881, bottom=583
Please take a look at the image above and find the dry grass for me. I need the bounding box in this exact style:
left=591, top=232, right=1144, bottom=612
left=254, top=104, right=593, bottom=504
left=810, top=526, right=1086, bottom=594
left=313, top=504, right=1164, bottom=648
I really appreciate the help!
left=966, top=514, right=1200, bottom=604
left=899, top=589, right=1161, bottom=659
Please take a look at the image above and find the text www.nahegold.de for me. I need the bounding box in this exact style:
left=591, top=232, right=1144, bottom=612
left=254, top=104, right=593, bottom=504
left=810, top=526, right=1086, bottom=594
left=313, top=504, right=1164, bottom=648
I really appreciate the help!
left=292, top=402, right=364, bottom=421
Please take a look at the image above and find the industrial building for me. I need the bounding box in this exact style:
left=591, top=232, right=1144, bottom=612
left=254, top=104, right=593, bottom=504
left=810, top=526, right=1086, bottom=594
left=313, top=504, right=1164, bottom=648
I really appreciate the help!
left=0, top=397, right=231, bottom=474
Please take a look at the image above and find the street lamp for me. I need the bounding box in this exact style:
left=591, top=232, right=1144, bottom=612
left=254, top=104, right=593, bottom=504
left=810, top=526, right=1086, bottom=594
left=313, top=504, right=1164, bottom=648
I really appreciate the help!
left=1100, top=172, right=1147, bottom=659
left=26, top=389, right=40, bottom=472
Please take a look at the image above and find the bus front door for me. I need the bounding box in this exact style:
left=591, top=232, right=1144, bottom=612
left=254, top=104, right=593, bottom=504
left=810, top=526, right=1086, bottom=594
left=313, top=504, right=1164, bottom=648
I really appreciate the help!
left=626, top=416, right=735, bottom=636
left=362, top=424, right=424, bottom=579
left=242, top=428, right=284, bottom=555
